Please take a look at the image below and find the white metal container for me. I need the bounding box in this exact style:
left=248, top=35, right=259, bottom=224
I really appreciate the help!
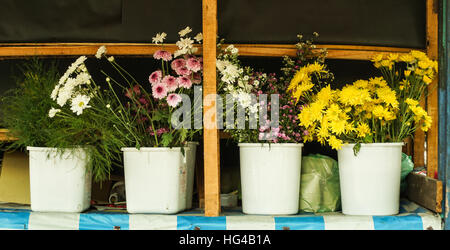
left=238, top=143, right=303, bottom=215
left=338, top=143, right=403, bottom=215
left=122, top=144, right=196, bottom=214
left=27, top=147, right=92, bottom=213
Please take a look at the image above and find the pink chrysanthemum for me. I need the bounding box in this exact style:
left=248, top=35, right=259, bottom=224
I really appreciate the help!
left=171, top=58, right=186, bottom=71
left=175, top=66, right=191, bottom=76
left=186, top=57, right=202, bottom=72
left=153, top=50, right=173, bottom=61
left=167, top=93, right=182, bottom=107
left=162, top=75, right=178, bottom=92
left=149, top=70, right=162, bottom=85
left=177, top=76, right=192, bottom=89
left=152, top=82, right=168, bottom=99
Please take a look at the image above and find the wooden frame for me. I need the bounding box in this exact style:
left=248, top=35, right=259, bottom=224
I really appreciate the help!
left=0, top=0, right=442, bottom=217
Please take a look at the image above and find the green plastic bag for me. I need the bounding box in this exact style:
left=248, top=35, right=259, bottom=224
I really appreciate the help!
left=299, top=154, right=340, bottom=213
left=401, top=153, right=414, bottom=193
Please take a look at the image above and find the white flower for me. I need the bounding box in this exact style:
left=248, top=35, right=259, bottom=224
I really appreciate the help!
left=95, top=46, right=107, bottom=59
left=176, top=37, right=194, bottom=50
left=174, top=48, right=188, bottom=58
left=70, top=94, right=91, bottom=115
left=106, top=77, right=110, bottom=82
left=194, top=33, right=203, bottom=42
left=48, top=107, right=61, bottom=118
left=106, top=104, right=111, bottom=109
left=152, top=32, right=167, bottom=44
left=107, top=56, right=115, bottom=62
left=50, top=84, right=60, bottom=101
left=178, top=26, right=192, bottom=37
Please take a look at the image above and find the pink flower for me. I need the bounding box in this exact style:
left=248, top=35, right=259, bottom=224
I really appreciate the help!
left=171, top=58, right=186, bottom=71
left=152, top=82, right=168, bottom=99
left=167, top=93, right=182, bottom=107
left=175, top=66, right=191, bottom=76
left=162, top=75, right=178, bottom=92
left=153, top=50, right=173, bottom=61
left=149, top=70, right=162, bottom=85
left=186, top=57, right=202, bottom=72
left=177, top=76, right=192, bottom=89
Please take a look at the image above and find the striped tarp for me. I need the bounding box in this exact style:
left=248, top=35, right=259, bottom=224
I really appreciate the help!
left=0, top=200, right=442, bottom=230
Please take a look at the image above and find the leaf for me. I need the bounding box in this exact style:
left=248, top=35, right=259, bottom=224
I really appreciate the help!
left=161, top=133, right=173, bottom=147
left=353, top=142, right=361, bottom=156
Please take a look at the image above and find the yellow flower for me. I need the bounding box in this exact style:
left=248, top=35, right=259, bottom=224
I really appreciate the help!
left=422, top=115, right=432, bottom=132
left=405, top=98, right=419, bottom=106
left=400, top=54, right=416, bottom=63
left=339, top=85, right=371, bottom=106
left=329, top=120, right=347, bottom=136
left=380, top=60, right=393, bottom=68
left=371, top=54, right=383, bottom=63
left=307, top=62, right=326, bottom=73
left=328, top=135, right=343, bottom=150
left=411, top=50, right=427, bottom=60
left=418, top=60, right=431, bottom=69
left=404, top=70, right=411, bottom=77
left=356, top=123, right=371, bottom=138
left=423, top=75, right=432, bottom=85
left=376, top=86, right=399, bottom=108
left=315, top=85, right=333, bottom=106
left=353, top=79, right=369, bottom=88
left=388, top=53, right=399, bottom=62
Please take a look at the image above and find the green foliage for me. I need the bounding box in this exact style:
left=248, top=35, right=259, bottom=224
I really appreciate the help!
left=0, top=59, right=59, bottom=148
left=0, top=59, right=124, bottom=182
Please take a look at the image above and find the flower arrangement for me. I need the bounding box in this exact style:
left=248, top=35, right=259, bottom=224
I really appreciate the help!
left=95, top=27, right=204, bottom=148
left=296, top=50, right=437, bottom=152
left=217, top=36, right=331, bottom=143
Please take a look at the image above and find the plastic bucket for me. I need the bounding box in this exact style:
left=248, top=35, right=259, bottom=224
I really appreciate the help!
left=238, top=143, right=303, bottom=215
left=338, top=143, right=403, bottom=215
left=122, top=144, right=196, bottom=214
left=27, top=147, right=92, bottom=213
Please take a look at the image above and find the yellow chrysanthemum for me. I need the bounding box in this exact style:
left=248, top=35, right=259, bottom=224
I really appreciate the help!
left=404, top=70, right=411, bottom=77
left=376, top=86, right=399, bottom=108
left=405, top=98, right=419, bottom=107
left=356, top=123, right=371, bottom=138
left=400, top=54, right=415, bottom=64
left=328, top=135, right=343, bottom=150
left=339, top=85, right=371, bottom=106
left=423, top=75, right=432, bottom=85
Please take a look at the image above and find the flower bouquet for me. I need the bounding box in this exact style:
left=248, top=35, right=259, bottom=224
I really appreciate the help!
left=0, top=57, right=124, bottom=212
left=95, top=27, right=204, bottom=213
left=295, top=50, right=438, bottom=215
left=216, top=36, right=331, bottom=215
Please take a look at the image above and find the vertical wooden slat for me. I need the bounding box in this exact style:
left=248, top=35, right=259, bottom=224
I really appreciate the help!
left=426, top=0, right=439, bottom=179
left=202, top=0, right=221, bottom=216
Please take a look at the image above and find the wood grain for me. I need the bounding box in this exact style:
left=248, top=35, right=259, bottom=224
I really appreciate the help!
left=202, top=0, right=221, bottom=217
left=425, top=0, right=439, bottom=179
left=406, top=172, right=443, bottom=213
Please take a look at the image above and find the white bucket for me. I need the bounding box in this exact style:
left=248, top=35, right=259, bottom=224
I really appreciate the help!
left=338, top=143, right=403, bottom=215
left=238, top=143, right=303, bottom=215
left=27, top=147, right=92, bottom=213
left=185, top=142, right=198, bottom=210
left=122, top=143, right=196, bottom=214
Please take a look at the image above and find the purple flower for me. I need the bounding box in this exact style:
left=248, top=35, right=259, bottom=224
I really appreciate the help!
left=171, top=58, right=186, bottom=71
left=162, top=75, right=178, bottom=92
left=186, top=57, right=202, bottom=72
left=177, top=76, right=193, bottom=89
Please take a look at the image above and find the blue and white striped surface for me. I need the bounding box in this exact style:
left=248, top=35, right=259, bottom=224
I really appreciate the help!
left=0, top=201, right=442, bottom=230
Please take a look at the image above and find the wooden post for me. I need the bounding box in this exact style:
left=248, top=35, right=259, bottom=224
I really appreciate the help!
left=202, top=0, right=221, bottom=216
left=426, top=0, right=439, bottom=179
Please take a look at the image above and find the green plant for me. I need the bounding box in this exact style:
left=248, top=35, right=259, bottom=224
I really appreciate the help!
left=1, top=58, right=124, bottom=182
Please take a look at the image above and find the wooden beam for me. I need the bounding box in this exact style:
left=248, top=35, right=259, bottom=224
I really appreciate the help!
left=232, top=44, right=418, bottom=60
left=426, top=0, right=439, bottom=179
left=0, top=43, right=420, bottom=60
left=202, top=0, right=221, bottom=217
left=0, top=129, right=17, bottom=141
left=0, top=43, right=202, bottom=58
left=406, top=172, right=443, bottom=213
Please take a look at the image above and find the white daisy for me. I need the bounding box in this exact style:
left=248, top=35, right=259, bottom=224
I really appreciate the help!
left=70, top=94, right=91, bottom=115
